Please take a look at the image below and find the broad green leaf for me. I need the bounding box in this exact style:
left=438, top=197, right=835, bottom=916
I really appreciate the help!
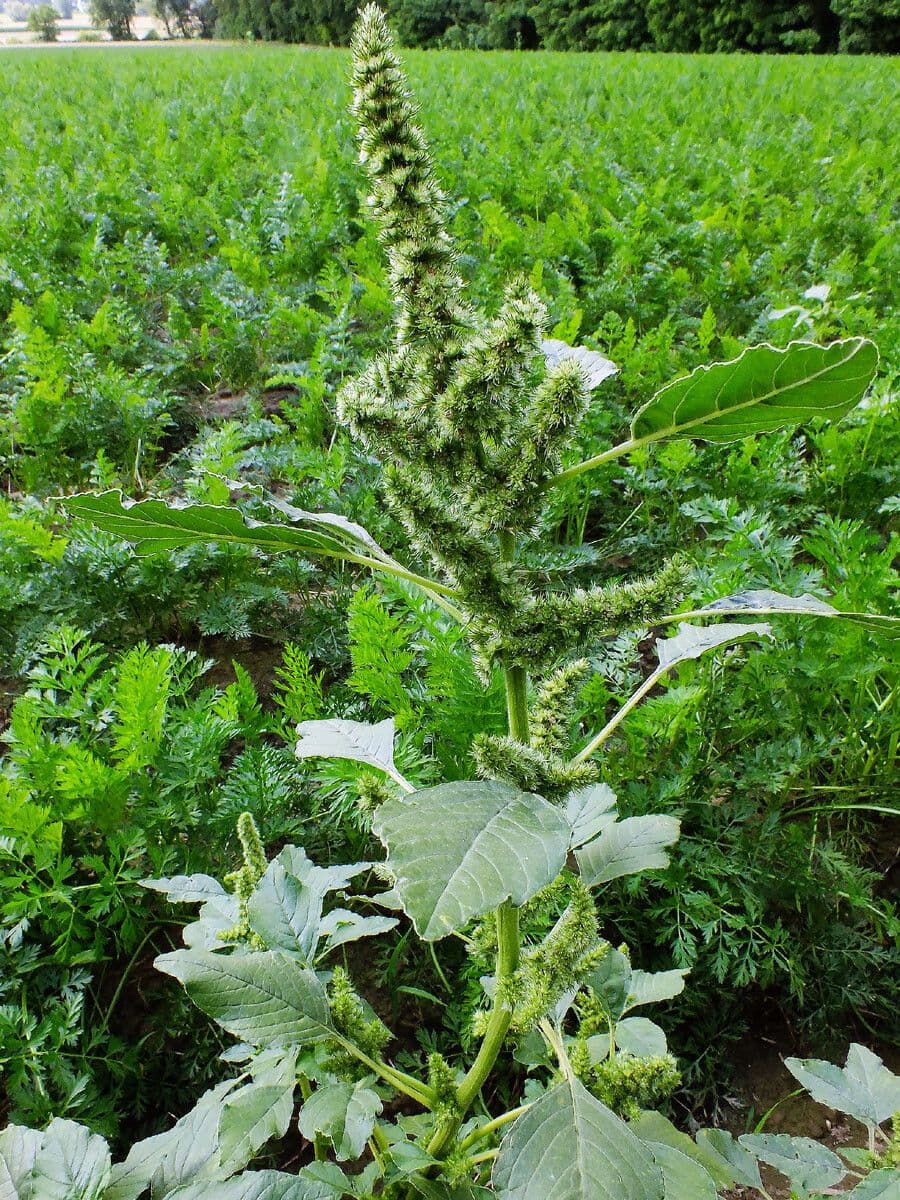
left=492, top=1076, right=663, bottom=1200
left=647, top=1142, right=717, bottom=1200
left=217, top=1062, right=298, bottom=1176
left=298, top=1081, right=382, bottom=1161
left=373, top=781, right=570, bottom=940
left=248, top=862, right=322, bottom=961
left=166, top=1169, right=345, bottom=1200
left=630, top=338, right=878, bottom=446
left=655, top=622, right=772, bottom=671
left=565, top=783, right=618, bottom=849
left=625, top=969, right=688, bottom=1011
left=785, top=1044, right=900, bottom=1129
left=848, top=1171, right=900, bottom=1199
left=30, top=1119, right=110, bottom=1200
left=739, top=1133, right=845, bottom=1195
left=698, top=589, right=900, bottom=641
left=409, top=1181, right=492, bottom=1199
left=0, top=1126, right=40, bottom=1196
left=154, top=950, right=333, bottom=1047
left=142, top=875, right=227, bottom=903
left=295, top=718, right=408, bottom=788
left=576, top=814, right=680, bottom=886
left=316, top=908, right=398, bottom=956
left=105, top=1082, right=236, bottom=1200
left=61, top=491, right=387, bottom=565
left=694, top=1128, right=763, bottom=1190
left=275, top=846, right=372, bottom=900
left=542, top=339, right=617, bottom=390
left=585, top=949, right=632, bottom=1021
left=585, top=1017, right=668, bottom=1061
left=629, top=1113, right=730, bottom=1186
left=183, top=895, right=240, bottom=951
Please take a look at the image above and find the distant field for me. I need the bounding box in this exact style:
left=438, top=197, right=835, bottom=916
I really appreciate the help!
left=1, top=46, right=897, bottom=394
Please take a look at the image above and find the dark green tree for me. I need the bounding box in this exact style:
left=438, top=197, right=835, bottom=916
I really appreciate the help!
left=89, top=0, right=135, bottom=37
left=27, top=2, right=59, bottom=38
left=832, top=0, right=900, bottom=50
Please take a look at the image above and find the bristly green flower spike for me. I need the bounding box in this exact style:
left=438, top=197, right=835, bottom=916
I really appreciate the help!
left=219, top=811, right=268, bottom=949
left=341, top=6, right=686, bottom=705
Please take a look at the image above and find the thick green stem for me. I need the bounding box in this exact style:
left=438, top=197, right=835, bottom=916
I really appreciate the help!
left=333, top=1033, right=435, bottom=1109
left=458, top=1103, right=532, bottom=1152
left=427, top=530, right=527, bottom=1159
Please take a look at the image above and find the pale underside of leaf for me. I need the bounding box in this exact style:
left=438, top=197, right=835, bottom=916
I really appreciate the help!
left=576, top=814, right=680, bottom=886
left=30, top=1119, right=111, bottom=1200
left=541, top=339, right=618, bottom=390
left=373, top=781, right=570, bottom=940
left=625, top=968, right=688, bottom=1011
left=141, top=874, right=227, bottom=903
left=0, top=1125, right=40, bottom=1196
left=565, top=783, right=618, bottom=849
left=295, top=717, right=409, bottom=788
left=655, top=621, right=773, bottom=671
left=697, top=589, right=900, bottom=641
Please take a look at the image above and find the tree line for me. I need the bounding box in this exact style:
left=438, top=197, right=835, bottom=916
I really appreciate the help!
left=208, top=0, right=896, bottom=52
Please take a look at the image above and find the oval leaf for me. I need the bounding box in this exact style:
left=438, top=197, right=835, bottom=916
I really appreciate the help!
left=154, top=950, right=333, bottom=1047
left=373, top=781, right=570, bottom=941
left=631, top=338, right=878, bottom=445
left=648, top=1142, right=718, bottom=1200
left=738, top=1133, right=845, bottom=1194
left=298, top=1081, right=382, bottom=1161
left=576, top=814, right=680, bottom=887
left=492, top=1076, right=664, bottom=1200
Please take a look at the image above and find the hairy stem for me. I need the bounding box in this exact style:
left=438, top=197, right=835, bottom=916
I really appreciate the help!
left=333, top=1033, right=435, bottom=1109
left=427, top=530, right=527, bottom=1159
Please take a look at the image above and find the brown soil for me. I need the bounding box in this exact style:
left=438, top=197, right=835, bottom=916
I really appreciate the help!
left=720, top=1032, right=899, bottom=1199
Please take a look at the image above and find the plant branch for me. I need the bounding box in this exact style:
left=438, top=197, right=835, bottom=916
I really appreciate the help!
left=458, top=1103, right=532, bottom=1152
left=550, top=436, right=642, bottom=486
left=573, top=664, right=666, bottom=763
left=332, top=1033, right=435, bottom=1109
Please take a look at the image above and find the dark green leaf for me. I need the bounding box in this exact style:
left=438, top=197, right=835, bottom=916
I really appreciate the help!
left=631, top=338, right=878, bottom=445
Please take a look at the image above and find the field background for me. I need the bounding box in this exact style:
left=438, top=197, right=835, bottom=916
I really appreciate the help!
left=0, top=43, right=897, bottom=1151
